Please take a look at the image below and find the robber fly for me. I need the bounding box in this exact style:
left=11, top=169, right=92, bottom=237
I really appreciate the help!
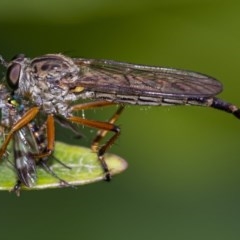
left=0, top=53, right=239, bottom=181
left=0, top=88, right=70, bottom=195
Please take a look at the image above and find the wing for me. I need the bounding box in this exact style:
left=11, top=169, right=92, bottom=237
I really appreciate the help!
left=73, top=58, right=222, bottom=99
left=13, top=128, right=37, bottom=187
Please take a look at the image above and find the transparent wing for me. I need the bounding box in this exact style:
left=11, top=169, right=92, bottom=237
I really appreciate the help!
left=73, top=58, right=222, bottom=98
left=13, top=128, right=37, bottom=187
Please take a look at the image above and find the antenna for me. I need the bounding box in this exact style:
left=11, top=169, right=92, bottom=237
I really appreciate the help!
left=0, top=55, right=8, bottom=68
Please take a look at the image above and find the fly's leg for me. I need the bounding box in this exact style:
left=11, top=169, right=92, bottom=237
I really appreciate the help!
left=68, top=116, right=120, bottom=181
left=0, top=107, right=40, bottom=160
left=55, top=115, right=84, bottom=139
left=70, top=101, right=123, bottom=181
left=91, top=105, right=125, bottom=152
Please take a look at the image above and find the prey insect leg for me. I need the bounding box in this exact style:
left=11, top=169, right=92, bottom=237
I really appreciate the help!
left=11, top=180, right=22, bottom=197
left=31, top=114, right=55, bottom=159
left=29, top=116, right=72, bottom=188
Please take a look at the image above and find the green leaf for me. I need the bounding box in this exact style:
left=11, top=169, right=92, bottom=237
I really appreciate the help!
left=0, top=141, right=128, bottom=191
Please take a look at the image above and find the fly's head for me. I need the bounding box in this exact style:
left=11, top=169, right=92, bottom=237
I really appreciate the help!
left=6, top=53, right=78, bottom=92
left=4, top=54, right=80, bottom=115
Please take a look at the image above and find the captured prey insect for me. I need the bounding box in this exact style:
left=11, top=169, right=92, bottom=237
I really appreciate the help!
left=0, top=53, right=240, bottom=182
left=0, top=87, right=71, bottom=195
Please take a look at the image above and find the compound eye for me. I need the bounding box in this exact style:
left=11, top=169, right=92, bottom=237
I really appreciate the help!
left=6, top=54, right=25, bottom=90
left=6, top=63, right=21, bottom=90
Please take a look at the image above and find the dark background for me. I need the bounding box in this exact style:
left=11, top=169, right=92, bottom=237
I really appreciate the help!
left=1, top=0, right=240, bottom=239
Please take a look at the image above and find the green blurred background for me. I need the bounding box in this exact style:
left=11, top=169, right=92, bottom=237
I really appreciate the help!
left=1, top=0, right=240, bottom=239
